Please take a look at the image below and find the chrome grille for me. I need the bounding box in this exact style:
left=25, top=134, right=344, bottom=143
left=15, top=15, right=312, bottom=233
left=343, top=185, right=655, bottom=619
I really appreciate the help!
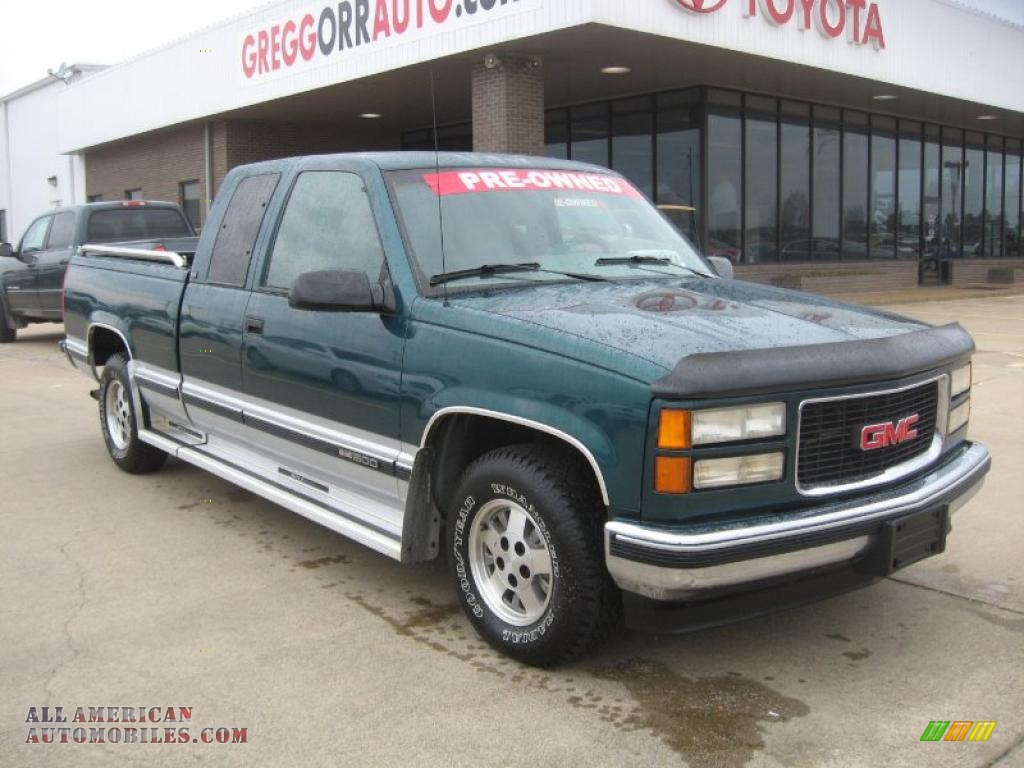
left=798, top=381, right=939, bottom=490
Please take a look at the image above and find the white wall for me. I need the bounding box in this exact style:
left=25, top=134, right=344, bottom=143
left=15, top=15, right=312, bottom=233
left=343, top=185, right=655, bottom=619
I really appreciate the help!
left=0, top=79, right=88, bottom=243
left=56, top=0, right=1024, bottom=156
left=0, top=102, right=10, bottom=242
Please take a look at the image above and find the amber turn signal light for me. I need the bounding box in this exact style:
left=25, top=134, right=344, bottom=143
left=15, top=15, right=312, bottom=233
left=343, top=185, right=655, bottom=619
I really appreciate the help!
left=658, top=409, right=691, bottom=449
left=655, top=456, right=691, bottom=494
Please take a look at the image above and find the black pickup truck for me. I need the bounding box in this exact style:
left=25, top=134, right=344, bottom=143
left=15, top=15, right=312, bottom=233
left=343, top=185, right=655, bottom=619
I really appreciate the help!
left=60, top=153, right=990, bottom=665
left=0, top=201, right=195, bottom=341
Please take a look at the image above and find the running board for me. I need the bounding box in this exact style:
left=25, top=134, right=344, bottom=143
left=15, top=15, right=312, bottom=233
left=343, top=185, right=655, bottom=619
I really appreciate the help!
left=138, top=429, right=403, bottom=560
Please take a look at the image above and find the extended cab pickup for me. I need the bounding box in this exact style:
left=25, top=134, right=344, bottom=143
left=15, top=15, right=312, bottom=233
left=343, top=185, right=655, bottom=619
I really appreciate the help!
left=0, top=201, right=195, bottom=342
left=60, top=153, right=990, bottom=665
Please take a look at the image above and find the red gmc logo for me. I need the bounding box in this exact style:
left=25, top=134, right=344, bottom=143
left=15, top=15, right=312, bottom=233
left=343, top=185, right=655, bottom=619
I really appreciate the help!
left=860, top=415, right=920, bottom=451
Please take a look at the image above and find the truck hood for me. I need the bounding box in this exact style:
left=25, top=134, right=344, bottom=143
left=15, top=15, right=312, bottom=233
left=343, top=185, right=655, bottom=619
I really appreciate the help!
left=444, top=278, right=929, bottom=377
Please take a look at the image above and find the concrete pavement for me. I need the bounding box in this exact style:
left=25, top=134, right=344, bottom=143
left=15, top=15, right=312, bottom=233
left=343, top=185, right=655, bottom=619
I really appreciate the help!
left=1, top=295, right=1022, bottom=768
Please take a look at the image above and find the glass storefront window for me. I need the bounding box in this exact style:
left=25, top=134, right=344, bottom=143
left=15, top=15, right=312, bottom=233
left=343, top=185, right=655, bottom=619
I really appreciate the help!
left=843, top=112, right=869, bottom=260
left=780, top=104, right=811, bottom=262
left=611, top=98, right=654, bottom=198
left=923, top=126, right=942, bottom=262
left=744, top=105, right=778, bottom=263
left=571, top=104, right=609, bottom=167
left=984, top=136, right=1004, bottom=258
left=545, top=110, right=568, bottom=159
left=538, top=88, right=1022, bottom=270
left=707, top=113, right=743, bottom=263
left=812, top=108, right=841, bottom=261
left=898, top=121, right=922, bottom=260
left=941, top=129, right=964, bottom=257
left=963, top=132, right=984, bottom=258
left=1006, top=141, right=1022, bottom=258
left=656, top=92, right=701, bottom=246
left=871, top=117, right=897, bottom=259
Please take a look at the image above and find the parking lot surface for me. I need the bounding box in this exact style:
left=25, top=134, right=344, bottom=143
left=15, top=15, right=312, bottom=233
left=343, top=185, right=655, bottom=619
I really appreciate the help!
left=2, top=294, right=1022, bottom=768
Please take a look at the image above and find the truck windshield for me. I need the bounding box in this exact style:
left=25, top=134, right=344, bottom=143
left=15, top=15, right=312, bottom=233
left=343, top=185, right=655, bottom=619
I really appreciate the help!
left=386, top=168, right=710, bottom=289
left=86, top=208, right=193, bottom=243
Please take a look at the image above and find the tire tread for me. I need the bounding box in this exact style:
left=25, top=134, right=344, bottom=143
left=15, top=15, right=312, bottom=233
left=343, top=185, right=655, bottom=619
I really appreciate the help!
left=455, top=442, right=619, bottom=665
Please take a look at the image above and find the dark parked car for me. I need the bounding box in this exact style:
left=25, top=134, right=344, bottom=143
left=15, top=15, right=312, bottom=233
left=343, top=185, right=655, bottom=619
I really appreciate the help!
left=0, top=201, right=195, bottom=342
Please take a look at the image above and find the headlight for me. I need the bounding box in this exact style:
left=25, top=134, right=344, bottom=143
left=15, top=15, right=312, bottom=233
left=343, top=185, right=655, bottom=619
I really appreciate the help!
left=693, top=452, right=785, bottom=490
left=690, top=403, right=786, bottom=445
left=950, top=363, right=972, bottom=398
left=948, top=400, right=970, bottom=434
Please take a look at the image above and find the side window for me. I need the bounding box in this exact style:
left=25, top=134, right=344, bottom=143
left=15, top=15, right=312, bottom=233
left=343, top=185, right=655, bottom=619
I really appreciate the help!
left=206, top=173, right=280, bottom=286
left=263, top=172, right=385, bottom=291
left=47, top=212, right=76, bottom=249
left=20, top=217, right=52, bottom=253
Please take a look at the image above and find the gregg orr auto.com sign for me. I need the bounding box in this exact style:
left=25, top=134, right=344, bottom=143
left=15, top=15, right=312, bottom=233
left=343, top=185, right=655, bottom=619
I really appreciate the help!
left=242, top=0, right=530, bottom=79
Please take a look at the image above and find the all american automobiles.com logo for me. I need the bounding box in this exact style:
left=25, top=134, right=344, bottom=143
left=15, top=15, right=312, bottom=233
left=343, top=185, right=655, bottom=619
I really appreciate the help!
left=23, top=706, right=248, bottom=747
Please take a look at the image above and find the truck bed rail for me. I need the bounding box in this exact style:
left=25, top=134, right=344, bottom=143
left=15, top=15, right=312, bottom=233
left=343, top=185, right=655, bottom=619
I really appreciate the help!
left=78, top=244, right=189, bottom=269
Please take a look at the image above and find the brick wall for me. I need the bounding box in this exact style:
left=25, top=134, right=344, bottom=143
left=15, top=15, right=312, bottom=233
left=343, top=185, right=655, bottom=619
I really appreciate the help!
left=84, top=119, right=401, bottom=229
left=224, top=121, right=398, bottom=170
left=472, top=56, right=544, bottom=156
left=948, top=258, right=1024, bottom=285
left=735, top=261, right=920, bottom=294
left=85, top=122, right=225, bottom=228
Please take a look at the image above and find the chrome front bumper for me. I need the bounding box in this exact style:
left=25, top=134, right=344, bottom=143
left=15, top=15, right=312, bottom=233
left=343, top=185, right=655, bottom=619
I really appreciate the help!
left=605, top=442, right=991, bottom=601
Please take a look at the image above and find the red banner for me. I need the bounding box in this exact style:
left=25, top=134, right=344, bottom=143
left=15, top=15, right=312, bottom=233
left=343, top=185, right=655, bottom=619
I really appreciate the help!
left=422, top=169, right=641, bottom=197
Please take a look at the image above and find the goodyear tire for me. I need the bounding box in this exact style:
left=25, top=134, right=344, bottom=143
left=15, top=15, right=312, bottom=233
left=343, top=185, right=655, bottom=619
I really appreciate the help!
left=99, top=354, right=167, bottom=474
left=448, top=444, right=618, bottom=666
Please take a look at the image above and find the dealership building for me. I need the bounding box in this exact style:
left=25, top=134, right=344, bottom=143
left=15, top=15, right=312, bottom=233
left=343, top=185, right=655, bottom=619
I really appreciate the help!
left=2, top=0, right=1023, bottom=292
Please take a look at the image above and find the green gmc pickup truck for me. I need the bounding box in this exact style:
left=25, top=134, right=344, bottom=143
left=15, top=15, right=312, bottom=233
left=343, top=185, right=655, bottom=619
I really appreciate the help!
left=61, top=153, right=990, bottom=665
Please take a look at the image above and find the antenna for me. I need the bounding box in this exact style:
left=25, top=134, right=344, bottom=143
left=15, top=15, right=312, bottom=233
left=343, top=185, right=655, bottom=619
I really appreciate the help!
left=429, top=70, right=449, bottom=307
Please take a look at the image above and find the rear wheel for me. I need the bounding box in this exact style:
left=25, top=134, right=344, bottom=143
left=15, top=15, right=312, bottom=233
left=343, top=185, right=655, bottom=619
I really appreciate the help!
left=0, top=306, right=15, bottom=343
left=98, top=354, right=167, bottom=474
left=448, top=444, right=618, bottom=666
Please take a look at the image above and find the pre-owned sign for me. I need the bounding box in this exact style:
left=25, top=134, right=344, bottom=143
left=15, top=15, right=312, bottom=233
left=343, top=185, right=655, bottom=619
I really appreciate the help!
left=672, top=0, right=887, bottom=50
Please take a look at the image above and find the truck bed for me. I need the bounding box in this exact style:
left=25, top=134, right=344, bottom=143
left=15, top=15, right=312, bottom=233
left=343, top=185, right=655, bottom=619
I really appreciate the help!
left=63, top=248, right=190, bottom=374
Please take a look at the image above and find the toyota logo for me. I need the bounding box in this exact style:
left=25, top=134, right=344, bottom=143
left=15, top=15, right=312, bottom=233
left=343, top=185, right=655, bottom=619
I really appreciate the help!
left=672, top=0, right=729, bottom=12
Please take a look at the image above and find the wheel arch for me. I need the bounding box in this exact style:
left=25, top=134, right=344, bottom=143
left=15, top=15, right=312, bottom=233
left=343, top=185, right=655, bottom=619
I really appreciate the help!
left=421, top=407, right=610, bottom=507
left=399, top=406, right=612, bottom=564
left=88, top=322, right=132, bottom=378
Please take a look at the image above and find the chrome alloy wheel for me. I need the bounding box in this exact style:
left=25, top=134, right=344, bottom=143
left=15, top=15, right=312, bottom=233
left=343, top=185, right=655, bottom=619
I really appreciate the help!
left=468, top=499, right=554, bottom=626
left=105, top=380, right=132, bottom=450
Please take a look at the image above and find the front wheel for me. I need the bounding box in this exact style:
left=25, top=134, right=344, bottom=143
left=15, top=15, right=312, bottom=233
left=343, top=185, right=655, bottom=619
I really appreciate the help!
left=448, top=444, right=618, bottom=666
left=98, top=354, right=167, bottom=474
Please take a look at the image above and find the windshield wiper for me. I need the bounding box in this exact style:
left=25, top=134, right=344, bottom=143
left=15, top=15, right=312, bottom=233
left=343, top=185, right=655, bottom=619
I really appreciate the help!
left=594, top=252, right=714, bottom=278
left=429, top=262, right=541, bottom=286
left=595, top=254, right=671, bottom=266
left=429, top=262, right=609, bottom=286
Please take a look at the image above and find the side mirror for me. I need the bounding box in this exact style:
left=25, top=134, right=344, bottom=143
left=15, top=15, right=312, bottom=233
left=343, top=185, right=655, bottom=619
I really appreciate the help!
left=289, top=269, right=392, bottom=313
left=0, top=242, right=13, bottom=258
left=707, top=256, right=735, bottom=280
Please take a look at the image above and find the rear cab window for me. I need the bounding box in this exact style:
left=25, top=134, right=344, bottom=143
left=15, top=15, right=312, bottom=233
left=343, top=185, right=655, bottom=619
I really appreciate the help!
left=86, top=208, right=193, bottom=243
left=205, top=173, right=281, bottom=286
left=47, top=212, right=76, bottom=249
